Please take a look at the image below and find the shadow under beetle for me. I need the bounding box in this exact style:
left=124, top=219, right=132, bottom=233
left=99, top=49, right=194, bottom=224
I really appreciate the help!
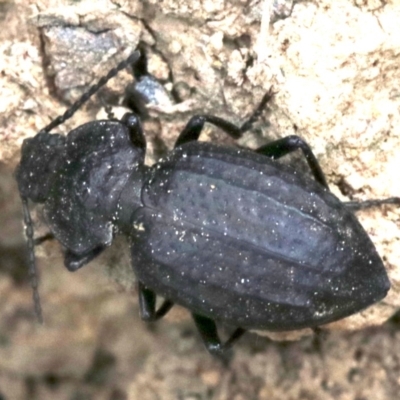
left=15, top=50, right=400, bottom=360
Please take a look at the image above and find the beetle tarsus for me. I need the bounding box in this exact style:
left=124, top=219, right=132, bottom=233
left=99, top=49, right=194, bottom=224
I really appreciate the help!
left=138, top=282, right=174, bottom=321
left=192, top=313, right=246, bottom=361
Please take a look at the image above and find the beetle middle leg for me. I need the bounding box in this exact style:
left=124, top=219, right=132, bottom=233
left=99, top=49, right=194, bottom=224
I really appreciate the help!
left=174, top=90, right=275, bottom=147
left=172, top=92, right=329, bottom=188
left=255, top=135, right=329, bottom=188
left=138, top=282, right=174, bottom=321
left=256, top=136, right=400, bottom=208
left=192, top=313, right=246, bottom=361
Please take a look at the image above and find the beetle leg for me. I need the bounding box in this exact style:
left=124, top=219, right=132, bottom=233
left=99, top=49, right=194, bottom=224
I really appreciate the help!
left=239, top=88, right=276, bottom=132
left=64, top=246, right=108, bottom=272
left=120, top=113, right=147, bottom=152
left=138, top=282, right=174, bottom=321
left=192, top=313, right=246, bottom=361
left=174, top=115, right=243, bottom=147
left=174, top=89, right=275, bottom=147
left=33, top=232, right=55, bottom=246
left=255, top=135, right=329, bottom=189
left=344, top=197, right=400, bottom=211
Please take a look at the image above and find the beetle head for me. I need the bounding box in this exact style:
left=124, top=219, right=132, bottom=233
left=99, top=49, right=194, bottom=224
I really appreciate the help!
left=15, top=131, right=66, bottom=203
left=42, top=117, right=146, bottom=257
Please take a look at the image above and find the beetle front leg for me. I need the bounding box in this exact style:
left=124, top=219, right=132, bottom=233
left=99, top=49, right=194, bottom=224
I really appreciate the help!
left=256, top=135, right=329, bottom=189
left=33, top=232, right=55, bottom=246
left=120, top=113, right=147, bottom=153
left=64, top=246, right=108, bottom=272
left=192, top=313, right=246, bottom=362
left=138, top=281, right=174, bottom=321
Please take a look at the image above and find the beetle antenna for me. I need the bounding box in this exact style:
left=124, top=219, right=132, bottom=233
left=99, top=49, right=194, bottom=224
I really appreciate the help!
left=21, top=196, right=43, bottom=324
left=40, top=50, right=141, bottom=134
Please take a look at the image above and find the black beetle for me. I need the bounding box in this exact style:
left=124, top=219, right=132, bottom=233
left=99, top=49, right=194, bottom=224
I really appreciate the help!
left=16, top=51, right=399, bottom=360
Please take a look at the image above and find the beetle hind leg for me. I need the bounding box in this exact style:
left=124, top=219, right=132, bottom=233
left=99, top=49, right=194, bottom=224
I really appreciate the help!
left=344, top=197, right=400, bottom=211
left=192, top=313, right=246, bottom=362
left=138, top=282, right=174, bottom=321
